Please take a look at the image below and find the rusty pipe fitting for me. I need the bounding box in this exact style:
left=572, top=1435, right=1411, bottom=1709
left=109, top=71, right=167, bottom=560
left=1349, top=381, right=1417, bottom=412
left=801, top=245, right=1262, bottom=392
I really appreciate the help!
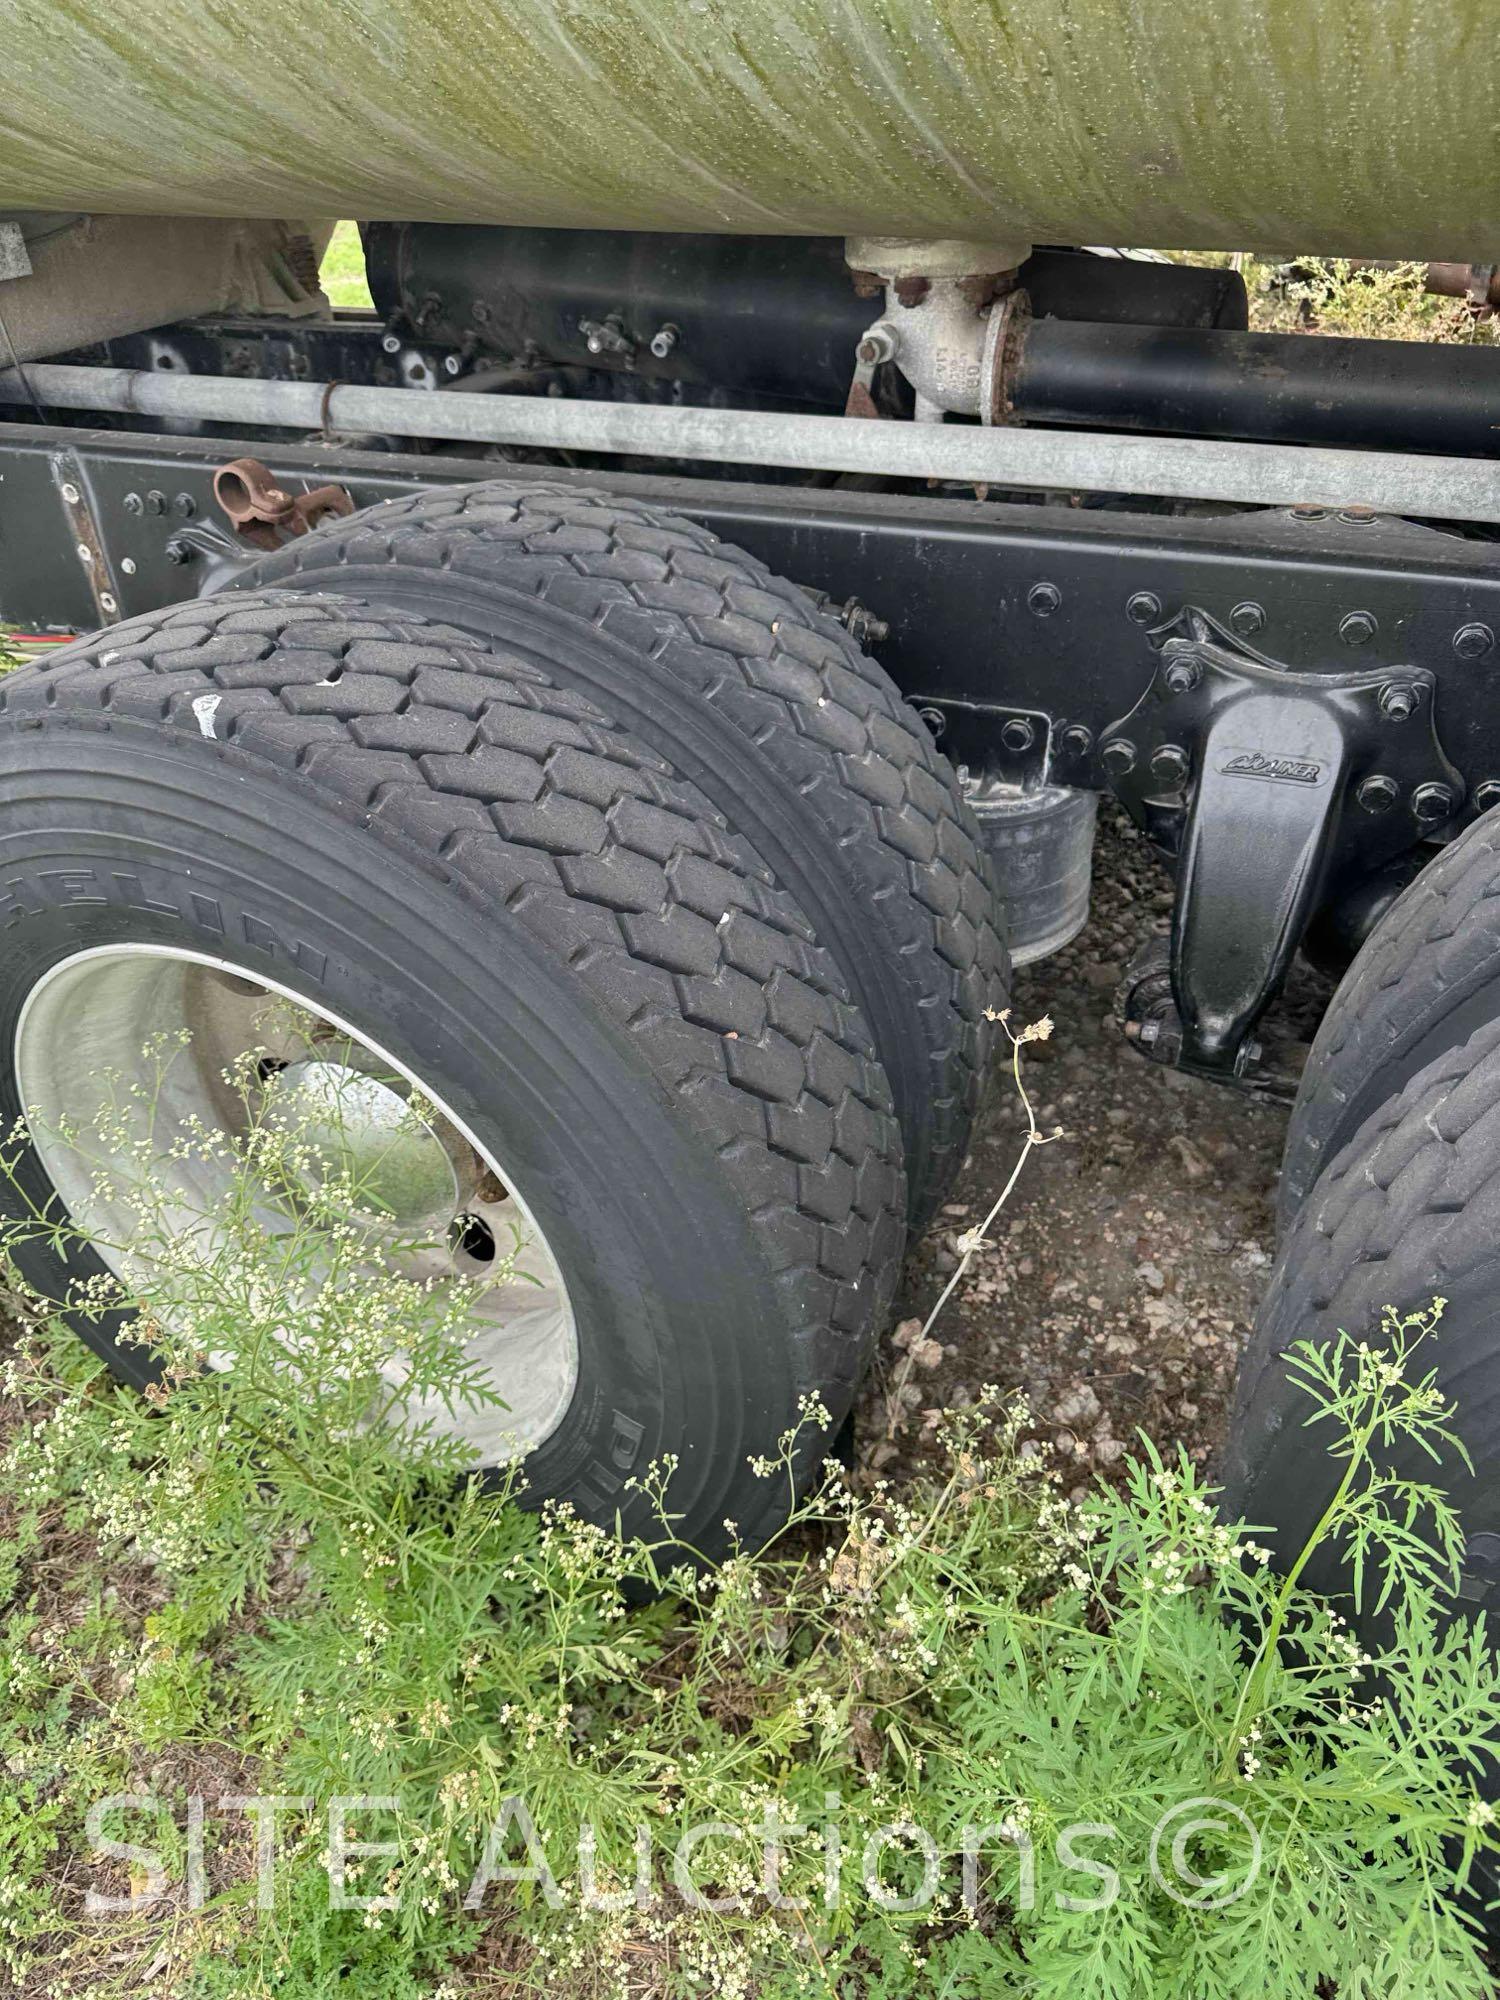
left=213, top=456, right=355, bottom=550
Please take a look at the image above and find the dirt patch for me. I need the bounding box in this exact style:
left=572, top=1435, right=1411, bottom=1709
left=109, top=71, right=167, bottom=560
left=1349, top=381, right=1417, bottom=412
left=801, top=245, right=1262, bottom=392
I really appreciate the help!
left=861, top=803, right=1324, bottom=1492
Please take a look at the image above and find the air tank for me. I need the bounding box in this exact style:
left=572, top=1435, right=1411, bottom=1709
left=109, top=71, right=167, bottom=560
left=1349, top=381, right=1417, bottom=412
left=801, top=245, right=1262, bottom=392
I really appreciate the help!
left=0, top=0, right=1495, bottom=259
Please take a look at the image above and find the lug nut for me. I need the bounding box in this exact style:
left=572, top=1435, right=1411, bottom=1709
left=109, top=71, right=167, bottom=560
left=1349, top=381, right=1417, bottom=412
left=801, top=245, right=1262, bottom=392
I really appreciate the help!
left=1001, top=717, right=1036, bottom=754
left=164, top=537, right=196, bottom=566
left=1230, top=600, right=1266, bottom=636
left=123, top=492, right=143, bottom=516
left=1101, top=738, right=1137, bottom=777
left=1059, top=723, right=1093, bottom=757
left=1027, top=582, right=1061, bottom=617
left=649, top=323, right=680, bottom=360
left=1413, top=781, right=1456, bottom=824
left=1163, top=653, right=1202, bottom=694
left=1379, top=680, right=1421, bottom=721
left=1340, top=609, right=1379, bottom=646
left=1455, top=622, right=1496, bottom=661
left=1475, top=779, right=1500, bottom=814
left=1356, top=773, right=1398, bottom=814
left=1126, top=591, right=1161, bottom=625
left=1150, top=743, right=1190, bottom=786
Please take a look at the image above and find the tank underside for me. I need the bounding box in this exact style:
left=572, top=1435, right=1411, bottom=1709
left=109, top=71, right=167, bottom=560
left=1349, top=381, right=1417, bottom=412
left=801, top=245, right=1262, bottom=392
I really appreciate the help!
left=0, top=0, right=1497, bottom=258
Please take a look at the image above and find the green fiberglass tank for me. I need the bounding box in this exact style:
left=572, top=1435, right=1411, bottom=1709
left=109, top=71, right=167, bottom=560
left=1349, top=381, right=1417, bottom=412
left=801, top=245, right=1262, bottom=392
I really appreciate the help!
left=0, top=0, right=1496, bottom=257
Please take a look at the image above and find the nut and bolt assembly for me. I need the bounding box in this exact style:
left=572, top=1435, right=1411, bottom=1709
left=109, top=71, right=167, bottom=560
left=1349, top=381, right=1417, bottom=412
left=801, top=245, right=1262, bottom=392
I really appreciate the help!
left=1455, top=622, right=1495, bottom=660
left=1378, top=681, right=1422, bottom=721
left=1356, top=774, right=1399, bottom=814
left=578, top=313, right=634, bottom=358
left=1339, top=610, right=1379, bottom=646
left=1412, top=781, right=1456, bottom=824
left=855, top=323, right=899, bottom=368
left=1162, top=652, right=1202, bottom=694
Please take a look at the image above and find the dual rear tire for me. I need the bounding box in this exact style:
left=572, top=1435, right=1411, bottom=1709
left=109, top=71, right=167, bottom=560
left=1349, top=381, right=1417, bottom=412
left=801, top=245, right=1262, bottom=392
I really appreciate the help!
left=230, top=481, right=1009, bottom=1230
left=0, top=489, right=1008, bottom=1553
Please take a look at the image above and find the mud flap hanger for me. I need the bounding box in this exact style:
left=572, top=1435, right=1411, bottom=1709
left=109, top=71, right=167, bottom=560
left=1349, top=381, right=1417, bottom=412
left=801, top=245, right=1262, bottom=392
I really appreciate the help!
left=1102, top=608, right=1463, bottom=1082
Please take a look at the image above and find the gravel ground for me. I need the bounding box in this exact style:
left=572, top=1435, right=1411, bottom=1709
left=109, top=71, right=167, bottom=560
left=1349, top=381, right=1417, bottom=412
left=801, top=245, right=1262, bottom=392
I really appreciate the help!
left=859, top=802, right=1325, bottom=1490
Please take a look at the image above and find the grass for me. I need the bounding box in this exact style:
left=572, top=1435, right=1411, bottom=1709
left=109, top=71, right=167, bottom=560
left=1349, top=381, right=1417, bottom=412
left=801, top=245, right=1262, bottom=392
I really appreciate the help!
left=321, top=222, right=372, bottom=312
left=0, top=1017, right=1496, bottom=1999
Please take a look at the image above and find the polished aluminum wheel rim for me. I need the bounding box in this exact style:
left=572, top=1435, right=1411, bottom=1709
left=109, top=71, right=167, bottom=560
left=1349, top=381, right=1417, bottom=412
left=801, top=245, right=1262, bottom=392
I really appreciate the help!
left=14, top=946, right=579, bottom=1459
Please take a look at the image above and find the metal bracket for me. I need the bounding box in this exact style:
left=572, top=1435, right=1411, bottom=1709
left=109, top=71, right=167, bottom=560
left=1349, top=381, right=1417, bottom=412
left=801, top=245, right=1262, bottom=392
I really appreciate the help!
left=1102, top=607, right=1462, bottom=1078
left=912, top=697, right=1053, bottom=788
left=50, top=451, right=121, bottom=624
left=1116, top=932, right=1309, bottom=1102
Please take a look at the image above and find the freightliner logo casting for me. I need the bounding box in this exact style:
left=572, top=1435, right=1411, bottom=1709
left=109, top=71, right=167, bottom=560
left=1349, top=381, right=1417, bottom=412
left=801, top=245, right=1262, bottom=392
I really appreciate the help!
left=1219, top=750, right=1323, bottom=785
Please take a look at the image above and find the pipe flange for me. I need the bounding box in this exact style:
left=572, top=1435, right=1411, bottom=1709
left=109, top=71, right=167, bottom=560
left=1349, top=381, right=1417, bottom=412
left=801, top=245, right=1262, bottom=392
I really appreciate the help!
left=980, top=288, right=1032, bottom=426
left=845, top=235, right=1032, bottom=283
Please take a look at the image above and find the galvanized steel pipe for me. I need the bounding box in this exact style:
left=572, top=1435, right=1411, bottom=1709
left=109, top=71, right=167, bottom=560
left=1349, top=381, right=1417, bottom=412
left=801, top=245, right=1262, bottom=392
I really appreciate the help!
left=4, top=362, right=1500, bottom=522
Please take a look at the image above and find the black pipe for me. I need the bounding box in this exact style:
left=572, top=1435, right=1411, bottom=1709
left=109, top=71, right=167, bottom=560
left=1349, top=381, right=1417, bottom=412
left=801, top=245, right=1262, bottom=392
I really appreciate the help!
left=365, top=224, right=1250, bottom=415
left=1013, top=319, right=1500, bottom=458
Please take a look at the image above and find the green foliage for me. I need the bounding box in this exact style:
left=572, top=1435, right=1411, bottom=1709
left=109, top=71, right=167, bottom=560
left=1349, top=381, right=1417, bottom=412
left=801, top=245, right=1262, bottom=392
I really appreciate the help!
left=320, top=222, right=373, bottom=311
left=0, top=1033, right=1497, bottom=1997
left=1244, top=256, right=1500, bottom=344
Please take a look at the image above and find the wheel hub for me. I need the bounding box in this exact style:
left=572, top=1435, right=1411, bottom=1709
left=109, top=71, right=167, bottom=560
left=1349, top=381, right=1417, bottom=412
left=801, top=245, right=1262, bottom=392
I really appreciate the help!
left=267, top=1058, right=464, bottom=1234
left=12, top=946, right=579, bottom=1460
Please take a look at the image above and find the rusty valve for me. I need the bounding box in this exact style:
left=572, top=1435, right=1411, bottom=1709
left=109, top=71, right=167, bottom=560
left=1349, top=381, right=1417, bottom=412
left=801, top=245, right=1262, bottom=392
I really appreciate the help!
left=212, top=457, right=355, bottom=551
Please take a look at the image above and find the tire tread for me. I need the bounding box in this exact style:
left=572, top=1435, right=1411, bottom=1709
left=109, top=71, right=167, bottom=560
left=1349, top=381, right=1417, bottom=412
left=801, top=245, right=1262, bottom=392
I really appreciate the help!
left=239, top=482, right=1008, bottom=1220
left=0, top=591, right=906, bottom=1409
